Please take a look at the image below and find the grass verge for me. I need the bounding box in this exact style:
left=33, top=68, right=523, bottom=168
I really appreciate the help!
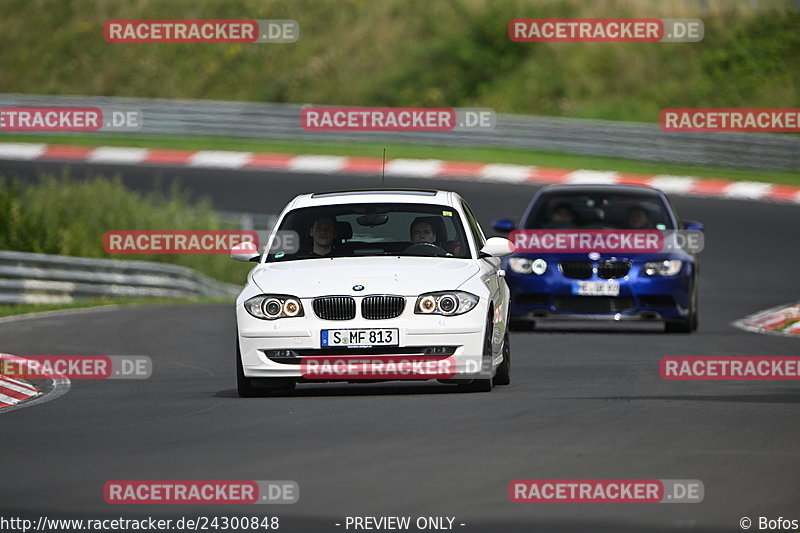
left=0, top=296, right=231, bottom=319
left=0, top=171, right=254, bottom=285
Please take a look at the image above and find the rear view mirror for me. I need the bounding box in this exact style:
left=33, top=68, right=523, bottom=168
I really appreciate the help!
left=479, top=237, right=516, bottom=258
left=231, top=241, right=261, bottom=262
left=681, top=220, right=704, bottom=232
left=356, top=214, right=389, bottom=226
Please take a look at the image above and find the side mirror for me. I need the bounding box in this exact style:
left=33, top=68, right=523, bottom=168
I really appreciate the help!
left=681, top=220, right=704, bottom=232
left=479, top=237, right=516, bottom=258
left=492, top=218, right=516, bottom=233
left=231, top=241, right=261, bottom=262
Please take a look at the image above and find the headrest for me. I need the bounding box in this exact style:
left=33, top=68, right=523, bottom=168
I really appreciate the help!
left=337, top=221, right=353, bottom=240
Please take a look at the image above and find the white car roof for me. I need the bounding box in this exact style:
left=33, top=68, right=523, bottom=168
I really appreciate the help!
left=288, top=189, right=461, bottom=209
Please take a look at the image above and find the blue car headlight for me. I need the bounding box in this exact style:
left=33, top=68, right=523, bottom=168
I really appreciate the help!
left=509, top=257, right=547, bottom=275
left=415, top=291, right=479, bottom=316
left=245, top=294, right=304, bottom=320
left=642, top=260, right=683, bottom=277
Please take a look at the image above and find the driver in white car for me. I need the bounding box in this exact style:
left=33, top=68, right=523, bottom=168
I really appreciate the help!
left=410, top=217, right=437, bottom=244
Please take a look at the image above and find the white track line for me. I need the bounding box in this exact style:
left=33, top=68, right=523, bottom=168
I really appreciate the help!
left=0, top=143, right=47, bottom=160
left=288, top=155, right=348, bottom=173
left=189, top=150, right=252, bottom=168
left=478, top=164, right=534, bottom=183
left=88, top=146, right=149, bottom=164
left=385, top=159, right=443, bottom=177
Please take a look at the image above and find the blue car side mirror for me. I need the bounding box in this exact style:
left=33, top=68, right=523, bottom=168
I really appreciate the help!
left=681, top=220, right=704, bottom=232
left=492, top=218, right=516, bottom=233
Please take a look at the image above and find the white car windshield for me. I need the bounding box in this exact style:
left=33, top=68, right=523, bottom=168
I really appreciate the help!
left=266, top=203, right=471, bottom=261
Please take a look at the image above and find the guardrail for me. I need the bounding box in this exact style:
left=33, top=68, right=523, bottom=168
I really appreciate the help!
left=1, top=94, right=798, bottom=171
left=0, top=250, right=240, bottom=304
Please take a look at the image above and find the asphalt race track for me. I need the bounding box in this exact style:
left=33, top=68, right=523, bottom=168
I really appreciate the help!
left=1, top=159, right=799, bottom=532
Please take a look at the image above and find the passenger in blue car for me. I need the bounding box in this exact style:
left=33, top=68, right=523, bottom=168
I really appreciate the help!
left=543, top=202, right=578, bottom=229
left=626, top=206, right=655, bottom=229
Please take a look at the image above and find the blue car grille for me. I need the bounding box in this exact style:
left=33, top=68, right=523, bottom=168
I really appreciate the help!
left=559, top=260, right=593, bottom=279
left=559, top=260, right=631, bottom=279
left=598, top=260, right=631, bottom=279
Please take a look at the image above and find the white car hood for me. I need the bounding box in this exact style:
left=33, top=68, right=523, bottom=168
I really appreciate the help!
left=251, top=256, right=480, bottom=297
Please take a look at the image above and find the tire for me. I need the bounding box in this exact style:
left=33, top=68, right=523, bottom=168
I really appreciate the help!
left=690, top=278, right=699, bottom=331
left=236, top=340, right=259, bottom=397
left=458, top=317, right=494, bottom=393
left=665, top=317, right=692, bottom=333
left=493, top=328, right=511, bottom=386
left=665, top=278, right=697, bottom=334
left=237, top=341, right=296, bottom=397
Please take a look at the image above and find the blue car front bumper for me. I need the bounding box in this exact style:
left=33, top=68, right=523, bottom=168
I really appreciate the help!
left=504, top=253, right=695, bottom=323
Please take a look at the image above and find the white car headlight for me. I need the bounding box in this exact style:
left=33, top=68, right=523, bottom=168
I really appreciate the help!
left=245, top=294, right=305, bottom=320
left=642, top=260, right=683, bottom=277
left=509, top=257, right=547, bottom=275
left=414, top=291, right=479, bottom=316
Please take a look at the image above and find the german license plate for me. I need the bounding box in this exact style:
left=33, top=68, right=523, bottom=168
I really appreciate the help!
left=321, top=328, right=399, bottom=347
left=573, top=281, right=620, bottom=297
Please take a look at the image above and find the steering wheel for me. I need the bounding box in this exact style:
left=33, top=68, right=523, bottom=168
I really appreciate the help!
left=402, top=242, right=448, bottom=257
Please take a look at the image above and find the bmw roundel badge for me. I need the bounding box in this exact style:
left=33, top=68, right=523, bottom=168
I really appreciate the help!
left=353, top=284, right=365, bottom=291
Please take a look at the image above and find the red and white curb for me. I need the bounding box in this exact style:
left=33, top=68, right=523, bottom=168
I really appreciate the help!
left=1, top=142, right=799, bottom=204
left=0, top=355, right=41, bottom=408
left=733, top=303, right=800, bottom=337
left=0, top=352, right=70, bottom=413
left=0, top=374, right=40, bottom=407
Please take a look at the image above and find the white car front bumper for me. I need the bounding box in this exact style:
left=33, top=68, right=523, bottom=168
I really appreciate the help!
left=236, top=299, right=492, bottom=380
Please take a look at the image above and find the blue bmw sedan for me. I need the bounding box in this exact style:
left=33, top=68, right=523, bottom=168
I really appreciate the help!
left=493, top=184, right=702, bottom=333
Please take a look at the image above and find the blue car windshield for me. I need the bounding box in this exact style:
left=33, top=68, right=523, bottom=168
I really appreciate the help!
left=523, top=193, right=675, bottom=230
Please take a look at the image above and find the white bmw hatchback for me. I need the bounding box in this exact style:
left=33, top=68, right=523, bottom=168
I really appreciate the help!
left=232, top=189, right=514, bottom=395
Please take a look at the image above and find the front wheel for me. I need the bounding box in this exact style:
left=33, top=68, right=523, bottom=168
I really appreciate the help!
left=665, top=278, right=698, bottom=334
left=493, top=328, right=511, bottom=386
left=458, top=317, right=495, bottom=393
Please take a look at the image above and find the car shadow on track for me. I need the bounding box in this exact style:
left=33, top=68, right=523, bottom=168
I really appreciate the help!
left=567, top=391, right=800, bottom=404
left=513, top=323, right=668, bottom=334
left=215, top=382, right=505, bottom=398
